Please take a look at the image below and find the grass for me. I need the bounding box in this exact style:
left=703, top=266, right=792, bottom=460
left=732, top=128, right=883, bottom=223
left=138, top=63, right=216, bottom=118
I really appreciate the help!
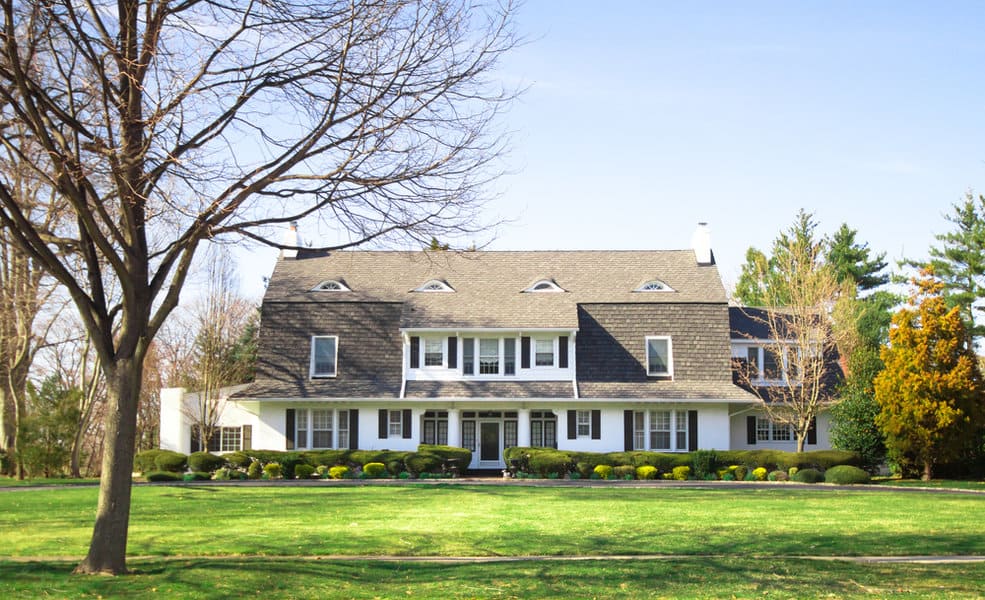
left=1, top=483, right=983, bottom=598
left=3, top=557, right=985, bottom=599
left=873, top=478, right=985, bottom=491
left=0, top=477, right=99, bottom=488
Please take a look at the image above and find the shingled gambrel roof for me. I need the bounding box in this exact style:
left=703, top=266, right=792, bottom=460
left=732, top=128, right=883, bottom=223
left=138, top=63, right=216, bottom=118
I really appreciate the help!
left=263, top=249, right=727, bottom=329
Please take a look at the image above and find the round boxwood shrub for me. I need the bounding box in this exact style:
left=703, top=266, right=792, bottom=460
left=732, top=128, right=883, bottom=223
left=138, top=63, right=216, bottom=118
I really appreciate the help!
left=613, top=465, right=635, bottom=480
left=154, top=450, right=187, bottom=473
left=672, top=465, right=691, bottom=480
left=363, top=462, right=387, bottom=477
left=732, top=465, right=748, bottom=481
left=188, top=451, right=225, bottom=473
left=224, top=451, right=253, bottom=469
left=145, top=471, right=182, bottom=482
left=636, top=465, right=658, bottom=480
left=247, top=460, right=262, bottom=480
left=183, top=471, right=211, bottom=481
left=329, top=465, right=349, bottom=479
left=593, top=464, right=614, bottom=480
left=404, top=453, right=441, bottom=475
left=134, top=449, right=163, bottom=473
left=263, top=462, right=283, bottom=479
left=294, top=464, right=316, bottom=479
left=752, top=467, right=768, bottom=481
left=792, top=468, right=824, bottom=483
left=768, top=470, right=788, bottom=482
left=824, top=465, right=871, bottom=485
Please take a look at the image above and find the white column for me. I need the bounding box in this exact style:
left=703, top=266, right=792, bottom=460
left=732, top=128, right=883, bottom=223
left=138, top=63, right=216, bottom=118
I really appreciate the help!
left=517, top=408, right=531, bottom=447
left=447, top=408, right=461, bottom=447
left=160, top=387, right=189, bottom=453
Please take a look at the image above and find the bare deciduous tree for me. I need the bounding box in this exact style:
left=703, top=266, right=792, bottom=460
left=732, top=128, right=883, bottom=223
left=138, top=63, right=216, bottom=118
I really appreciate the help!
left=733, top=224, right=845, bottom=453
left=0, top=0, right=518, bottom=574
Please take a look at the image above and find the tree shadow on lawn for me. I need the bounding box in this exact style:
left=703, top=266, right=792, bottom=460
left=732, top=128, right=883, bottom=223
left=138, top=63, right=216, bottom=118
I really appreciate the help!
left=2, top=557, right=985, bottom=599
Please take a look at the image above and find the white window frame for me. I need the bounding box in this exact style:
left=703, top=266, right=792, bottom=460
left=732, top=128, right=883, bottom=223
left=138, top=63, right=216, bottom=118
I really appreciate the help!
left=294, top=409, right=349, bottom=449
left=311, top=409, right=334, bottom=449
left=220, top=427, right=242, bottom=452
left=744, top=344, right=797, bottom=384
left=647, top=410, right=689, bottom=452
left=388, top=409, right=403, bottom=437
left=645, top=336, right=673, bottom=378
left=576, top=410, right=591, bottom=438
left=524, top=279, right=564, bottom=293
left=634, top=279, right=675, bottom=293
left=478, top=338, right=500, bottom=375
left=311, top=280, right=350, bottom=292
left=423, top=337, right=445, bottom=368
left=414, top=279, right=455, bottom=292
left=309, top=335, right=338, bottom=378
left=534, top=337, right=555, bottom=368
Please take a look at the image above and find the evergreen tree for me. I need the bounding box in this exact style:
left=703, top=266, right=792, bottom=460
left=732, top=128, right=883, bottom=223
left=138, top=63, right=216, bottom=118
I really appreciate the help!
left=826, top=223, right=889, bottom=292
left=18, top=377, right=82, bottom=477
left=919, top=193, right=985, bottom=342
left=874, top=274, right=985, bottom=480
left=734, top=210, right=824, bottom=306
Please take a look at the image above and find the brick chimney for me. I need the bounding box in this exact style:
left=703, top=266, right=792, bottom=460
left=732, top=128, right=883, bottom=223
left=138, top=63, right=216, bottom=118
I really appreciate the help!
left=691, top=222, right=714, bottom=266
left=281, top=221, right=301, bottom=259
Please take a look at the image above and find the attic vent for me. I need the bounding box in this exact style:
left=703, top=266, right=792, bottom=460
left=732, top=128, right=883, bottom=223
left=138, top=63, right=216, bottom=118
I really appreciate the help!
left=635, top=279, right=674, bottom=293
left=312, top=280, right=350, bottom=292
left=525, top=279, right=564, bottom=293
left=415, top=279, right=455, bottom=292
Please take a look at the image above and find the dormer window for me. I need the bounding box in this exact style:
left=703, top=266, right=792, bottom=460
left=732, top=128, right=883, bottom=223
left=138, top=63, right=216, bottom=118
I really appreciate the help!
left=635, top=279, right=674, bottom=292
left=312, top=280, right=350, bottom=292
left=414, top=279, right=455, bottom=292
left=525, top=279, right=564, bottom=293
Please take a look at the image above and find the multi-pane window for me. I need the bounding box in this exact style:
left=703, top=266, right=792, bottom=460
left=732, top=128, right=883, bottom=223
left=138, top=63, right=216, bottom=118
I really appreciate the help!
left=633, top=411, right=646, bottom=450
left=220, top=427, right=241, bottom=452
left=479, top=338, right=499, bottom=374
left=422, top=410, right=449, bottom=445
left=646, top=337, right=672, bottom=377
left=576, top=410, right=591, bottom=437
left=504, top=420, right=518, bottom=449
left=463, top=338, right=475, bottom=375
left=763, top=347, right=782, bottom=380
left=388, top=410, right=403, bottom=436
left=311, top=409, right=333, bottom=448
left=462, top=420, right=476, bottom=451
left=310, top=336, right=338, bottom=377
left=745, top=345, right=800, bottom=382
left=650, top=410, right=672, bottom=450
left=675, top=413, right=688, bottom=449
left=503, top=338, right=516, bottom=375
left=424, top=338, right=444, bottom=367
left=757, top=417, right=792, bottom=441
left=296, top=410, right=309, bottom=448
left=535, top=338, right=554, bottom=367
left=530, top=411, right=557, bottom=448
left=337, top=410, right=349, bottom=449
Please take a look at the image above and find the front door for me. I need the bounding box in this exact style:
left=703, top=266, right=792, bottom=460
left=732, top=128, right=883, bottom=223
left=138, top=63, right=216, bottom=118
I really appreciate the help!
left=479, top=421, right=501, bottom=467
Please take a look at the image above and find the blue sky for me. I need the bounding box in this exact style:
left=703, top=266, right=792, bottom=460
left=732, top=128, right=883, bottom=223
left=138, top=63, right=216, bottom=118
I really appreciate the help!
left=234, top=2, right=985, bottom=297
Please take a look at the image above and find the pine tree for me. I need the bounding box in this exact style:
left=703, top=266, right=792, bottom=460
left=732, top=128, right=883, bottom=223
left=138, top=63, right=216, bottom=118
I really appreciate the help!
left=874, top=274, right=985, bottom=480
left=826, top=223, right=889, bottom=292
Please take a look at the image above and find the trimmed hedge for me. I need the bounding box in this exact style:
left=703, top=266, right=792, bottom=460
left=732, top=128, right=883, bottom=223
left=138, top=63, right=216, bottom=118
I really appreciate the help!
left=824, top=465, right=871, bottom=485
left=183, top=471, right=211, bottom=481
left=134, top=449, right=164, bottom=473
left=223, top=451, right=253, bottom=469
left=188, top=451, right=225, bottom=473
left=792, top=468, right=824, bottom=483
left=294, top=464, right=316, bottom=479
left=154, top=450, right=187, bottom=473
left=145, top=471, right=182, bottom=482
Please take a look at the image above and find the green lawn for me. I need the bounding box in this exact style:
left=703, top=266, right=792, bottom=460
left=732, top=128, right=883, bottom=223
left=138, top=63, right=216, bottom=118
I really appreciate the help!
left=1, top=483, right=983, bottom=598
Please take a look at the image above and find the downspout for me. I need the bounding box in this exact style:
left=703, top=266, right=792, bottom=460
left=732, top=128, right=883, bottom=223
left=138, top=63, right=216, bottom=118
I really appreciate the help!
left=399, top=332, right=408, bottom=399
left=571, top=330, right=579, bottom=399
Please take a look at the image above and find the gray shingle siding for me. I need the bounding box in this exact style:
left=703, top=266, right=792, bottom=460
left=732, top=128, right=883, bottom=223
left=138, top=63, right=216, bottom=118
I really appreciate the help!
left=577, top=303, right=734, bottom=383
left=246, top=302, right=403, bottom=398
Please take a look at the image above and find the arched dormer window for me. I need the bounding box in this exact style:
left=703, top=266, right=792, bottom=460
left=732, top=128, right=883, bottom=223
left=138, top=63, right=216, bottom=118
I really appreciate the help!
left=524, top=279, right=564, bottom=293
left=414, top=279, right=455, bottom=292
left=311, top=280, right=350, bottom=292
left=635, top=279, right=674, bottom=293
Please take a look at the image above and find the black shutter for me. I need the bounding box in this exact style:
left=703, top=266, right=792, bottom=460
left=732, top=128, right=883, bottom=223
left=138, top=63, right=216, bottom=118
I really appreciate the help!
left=379, top=409, right=388, bottom=438
left=190, top=427, right=201, bottom=453
left=349, top=409, right=359, bottom=449
left=746, top=416, right=757, bottom=445
left=559, top=336, right=569, bottom=369
left=410, top=337, right=420, bottom=369
left=242, top=424, right=252, bottom=451
left=521, top=336, right=531, bottom=369
left=567, top=410, right=577, bottom=439
left=624, top=410, right=634, bottom=451
left=591, top=409, right=601, bottom=440
left=807, top=417, right=817, bottom=445
left=687, top=410, right=698, bottom=451
left=447, top=337, right=458, bottom=369
left=402, top=409, right=412, bottom=439
left=286, top=409, right=296, bottom=450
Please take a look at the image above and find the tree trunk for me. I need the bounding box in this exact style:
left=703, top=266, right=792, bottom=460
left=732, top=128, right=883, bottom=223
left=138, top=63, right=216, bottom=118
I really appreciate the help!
left=796, top=435, right=805, bottom=453
left=0, top=386, right=14, bottom=475
left=75, top=358, right=142, bottom=575
left=922, top=460, right=933, bottom=482
left=70, top=425, right=85, bottom=479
